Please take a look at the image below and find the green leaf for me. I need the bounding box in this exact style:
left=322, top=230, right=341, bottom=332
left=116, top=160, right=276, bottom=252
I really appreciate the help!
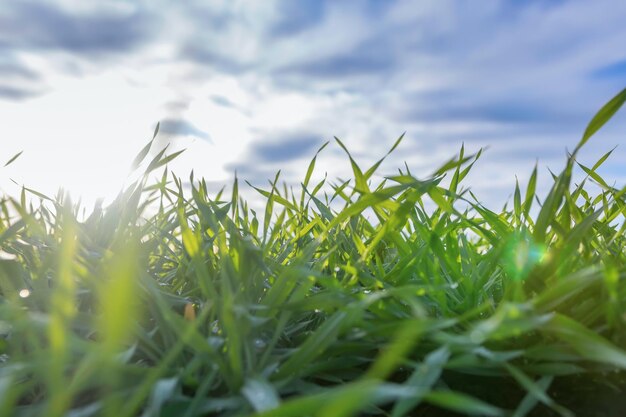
left=253, top=380, right=380, bottom=417
left=511, top=376, right=553, bottom=417
left=303, top=141, right=329, bottom=189
left=391, top=346, right=450, bottom=417
left=247, top=181, right=298, bottom=212
left=428, top=187, right=453, bottom=213
left=335, top=137, right=368, bottom=193
left=514, top=177, right=522, bottom=221
left=575, top=88, right=626, bottom=153
left=242, top=377, right=280, bottom=412
left=523, top=163, right=538, bottom=217
left=141, top=377, right=178, bottom=417
left=0, top=219, right=24, bottom=246
left=424, top=390, right=503, bottom=416
left=274, top=309, right=357, bottom=380
left=3, top=150, right=23, bottom=167
left=505, top=364, right=572, bottom=417
left=544, top=314, right=626, bottom=369
left=146, top=149, right=186, bottom=173
left=24, top=187, right=52, bottom=202
left=533, top=167, right=571, bottom=243
left=132, top=140, right=154, bottom=170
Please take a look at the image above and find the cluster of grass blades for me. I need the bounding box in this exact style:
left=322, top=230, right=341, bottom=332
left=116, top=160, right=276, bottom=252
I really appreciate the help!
left=1, top=88, right=626, bottom=417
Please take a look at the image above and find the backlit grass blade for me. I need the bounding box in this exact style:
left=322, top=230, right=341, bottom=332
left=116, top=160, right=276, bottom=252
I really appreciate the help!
left=544, top=314, right=626, bottom=369
left=423, top=390, right=503, bottom=417
left=335, top=136, right=368, bottom=193
left=3, top=150, right=23, bottom=167
left=574, top=88, right=626, bottom=154
left=131, top=130, right=156, bottom=170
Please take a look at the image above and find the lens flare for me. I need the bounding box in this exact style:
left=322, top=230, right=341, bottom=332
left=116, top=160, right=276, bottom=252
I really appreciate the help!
left=503, top=233, right=546, bottom=281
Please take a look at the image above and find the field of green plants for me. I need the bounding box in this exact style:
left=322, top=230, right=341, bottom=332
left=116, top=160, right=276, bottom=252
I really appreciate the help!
left=1, top=89, right=626, bottom=417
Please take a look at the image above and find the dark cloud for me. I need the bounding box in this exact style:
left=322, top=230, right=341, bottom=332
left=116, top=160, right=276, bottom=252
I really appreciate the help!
left=487, top=143, right=567, bottom=161
left=0, top=2, right=152, bottom=56
left=247, top=135, right=320, bottom=163
left=279, top=51, right=394, bottom=79
left=224, top=162, right=285, bottom=183
left=270, top=1, right=326, bottom=37
left=274, top=23, right=398, bottom=82
left=182, top=3, right=233, bottom=32
left=0, top=85, right=42, bottom=101
left=400, top=88, right=583, bottom=129
left=226, top=134, right=323, bottom=181
left=175, top=4, right=256, bottom=71
left=0, top=61, right=39, bottom=80
left=178, top=43, right=249, bottom=73
left=178, top=2, right=396, bottom=82
left=410, top=102, right=569, bottom=125
left=160, top=118, right=211, bottom=141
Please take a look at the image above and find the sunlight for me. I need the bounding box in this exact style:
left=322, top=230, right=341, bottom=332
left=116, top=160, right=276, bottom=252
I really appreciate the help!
left=503, top=232, right=546, bottom=281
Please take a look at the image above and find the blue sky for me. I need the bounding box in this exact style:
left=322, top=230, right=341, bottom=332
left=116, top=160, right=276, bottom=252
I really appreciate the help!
left=1, top=0, right=625, bottom=207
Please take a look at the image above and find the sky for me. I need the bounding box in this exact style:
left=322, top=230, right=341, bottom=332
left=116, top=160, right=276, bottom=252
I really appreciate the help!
left=1, top=0, right=626, bottom=209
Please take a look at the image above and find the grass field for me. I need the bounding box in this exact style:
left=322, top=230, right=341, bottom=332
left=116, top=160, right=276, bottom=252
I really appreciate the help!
left=1, top=88, right=626, bottom=417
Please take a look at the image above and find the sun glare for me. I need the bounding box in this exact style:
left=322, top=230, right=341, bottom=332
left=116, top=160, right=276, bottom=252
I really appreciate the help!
left=504, top=233, right=546, bottom=281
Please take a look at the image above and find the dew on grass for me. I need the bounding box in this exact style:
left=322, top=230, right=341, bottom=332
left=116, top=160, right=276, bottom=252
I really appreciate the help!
left=253, top=338, right=266, bottom=350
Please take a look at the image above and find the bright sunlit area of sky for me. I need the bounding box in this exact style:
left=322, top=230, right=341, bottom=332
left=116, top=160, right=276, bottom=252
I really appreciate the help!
left=1, top=0, right=626, bottom=209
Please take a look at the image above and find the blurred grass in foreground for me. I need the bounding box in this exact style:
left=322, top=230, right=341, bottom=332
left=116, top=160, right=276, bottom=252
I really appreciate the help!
left=0, top=88, right=626, bottom=417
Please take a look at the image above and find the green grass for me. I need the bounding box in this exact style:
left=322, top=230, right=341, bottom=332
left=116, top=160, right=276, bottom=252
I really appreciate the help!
left=1, top=88, right=626, bottom=417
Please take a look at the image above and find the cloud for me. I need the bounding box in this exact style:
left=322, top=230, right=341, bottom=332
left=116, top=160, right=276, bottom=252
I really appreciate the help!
left=210, top=95, right=236, bottom=108
left=163, top=100, right=190, bottom=113
left=270, top=1, right=326, bottom=37
left=0, top=54, right=45, bottom=101
left=402, top=91, right=581, bottom=127
left=0, top=60, right=40, bottom=80
left=175, top=2, right=280, bottom=72
left=225, top=133, right=324, bottom=183
left=248, top=134, right=320, bottom=163
left=0, top=60, right=43, bottom=101
left=277, top=43, right=394, bottom=79
left=0, top=85, right=42, bottom=101
left=159, top=118, right=212, bottom=141
left=0, top=2, right=152, bottom=56
left=178, top=44, right=248, bottom=73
